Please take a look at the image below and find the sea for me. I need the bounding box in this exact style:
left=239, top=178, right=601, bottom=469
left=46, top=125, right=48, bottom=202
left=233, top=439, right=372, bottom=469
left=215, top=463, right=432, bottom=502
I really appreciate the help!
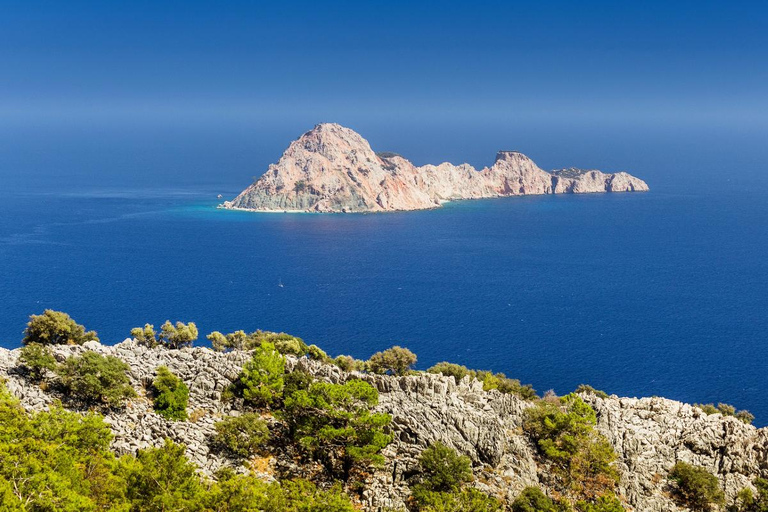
left=1, top=120, right=767, bottom=423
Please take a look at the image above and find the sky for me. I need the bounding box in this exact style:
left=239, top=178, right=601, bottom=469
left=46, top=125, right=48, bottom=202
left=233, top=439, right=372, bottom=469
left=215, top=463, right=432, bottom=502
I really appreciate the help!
left=1, top=0, right=767, bottom=190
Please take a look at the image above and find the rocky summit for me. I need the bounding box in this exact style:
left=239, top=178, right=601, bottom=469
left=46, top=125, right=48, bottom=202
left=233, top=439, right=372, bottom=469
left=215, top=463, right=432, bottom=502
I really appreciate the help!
left=2, top=340, right=766, bottom=511
left=222, top=123, right=649, bottom=213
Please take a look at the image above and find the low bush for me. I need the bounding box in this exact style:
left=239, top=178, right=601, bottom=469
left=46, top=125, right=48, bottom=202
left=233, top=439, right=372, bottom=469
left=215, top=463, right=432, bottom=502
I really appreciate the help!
left=694, top=402, right=754, bottom=424
left=668, top=461, right=724, bottom=511
left=18, top=342, right=57, bottom=381
left=231, top=342, right=286, bottom=407
left=132, top=321, right=198, bottom=349
left=208, top=329, right=309, bottom=355
left=57, top=351, right=136, bottom=407
left=367, top=345, right=417, bottom=376
left=575, top=384, right=609, bottom=399
left=152, top=366, right=189, bottom=421
left=23, top=309, right=98, bottom=345
left=732, top=477, right=768, bottom=511
left=212, top=413, right=270, bottom=458
left=427, top=362, right=537, bottom=400
left=283, top=369, right=313, bottom=398
left=512, top=487, right=563, bottom=512
left=283, top=379, right=392, bottom=480
left=524, top=394, right=619, bottom=502
left=334, top=355, right=366, bottom=372
left=409, top=442, right=502, bottom=511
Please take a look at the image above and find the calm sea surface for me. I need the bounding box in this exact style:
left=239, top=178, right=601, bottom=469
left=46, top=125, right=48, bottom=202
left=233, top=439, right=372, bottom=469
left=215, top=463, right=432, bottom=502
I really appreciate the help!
left=1, top=123, right=767, bottom=423
left=1, top=186, right=767, bottom=422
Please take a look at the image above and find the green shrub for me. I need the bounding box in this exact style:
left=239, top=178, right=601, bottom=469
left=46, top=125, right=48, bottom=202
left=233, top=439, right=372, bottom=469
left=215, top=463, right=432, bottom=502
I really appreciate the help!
left=511, top=487, right=561, bottom=512
left=368, top=345, right=417, bottom=376
left=0, top=382, right=124, bottom=510
left=209, top=473, right=355, bottom=511
left=212, top=413, right=270, bottom=458
left=576, top=494, right=625, bottom=512
left=121, top=439, right=206, bottom=510
left=409, top=442, right=503, bottom=511
left=732, top=477, right=768, bottom=511
left=575, top=384, right=609, bottom=399
left=284, top=369, right=313, bottom=398
left=668, top=461, right=724, bottom=511
left=232, top=342, right=285, bottom=407
left=334, top=355, right=366, bottom=372
left=18, top=342, right=57, bottom=380
left=131, top=323, right=157, bottom=347
left=208, top=329, right=308, bottom=354
left=694, top=402, right=754, bottom=424
left=427, top=362, right=537, bottom=400
left=306, top=344, right=330, bottom=361
left=152, top=366, right=189, bottom=421
left=159, top=320, right=198, bottom=349
left=283, top=379, right=392, bottom=480
left=23, top=310, right=98, bottom=345
left=524, top=394, right=619, bottom=500
left=415, top=487, right=504, bottom=512
left=427, top=362, right=473, bottom=382
left=415, top=442, right=473, bottom=493
left=736, top=410, right=756, bottom=425
left=57, top=351, right=136, bottom=407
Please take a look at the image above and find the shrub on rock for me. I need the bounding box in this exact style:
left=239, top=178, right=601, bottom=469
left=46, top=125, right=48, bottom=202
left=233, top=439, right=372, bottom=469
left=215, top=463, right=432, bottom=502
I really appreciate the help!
left=232, top=342, right=285, bottom=407
left=23, top=310, right=98, bottom=345
left=131, top=323, right=157, bottom=347
left=152, top=366, right=189, bottom=421
left=159, top=321, right=198, bottom=349
left=283, top=379, right=392, bottom=480
left=57, top=351, right=136, bottom=407
left=668, top=461, right=724, bottom=511
left=367, top=345, right=417, bottom=376
left=18, top=342, right=57, bottom=381
left=212, top=413, right=270, bottom=458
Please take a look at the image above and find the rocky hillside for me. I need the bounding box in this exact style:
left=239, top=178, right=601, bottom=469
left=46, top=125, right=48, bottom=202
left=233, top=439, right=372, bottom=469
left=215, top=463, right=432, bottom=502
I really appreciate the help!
left=221, top=123, right=649, bottom=213
left=1, top=340, right=765, bottom=511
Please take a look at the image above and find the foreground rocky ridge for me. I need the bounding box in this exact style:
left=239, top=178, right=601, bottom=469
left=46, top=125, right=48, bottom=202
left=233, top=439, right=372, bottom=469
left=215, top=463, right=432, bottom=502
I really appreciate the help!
left=222, top=123, right=649, bottom=213
left=0, top=340, right=763, bottom=511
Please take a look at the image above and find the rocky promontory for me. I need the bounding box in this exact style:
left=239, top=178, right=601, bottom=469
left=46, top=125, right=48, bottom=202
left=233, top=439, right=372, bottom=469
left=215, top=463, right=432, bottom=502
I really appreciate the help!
left=222, top=123, right=649, bottom=213
left=1, top=339, right=765, bottom=511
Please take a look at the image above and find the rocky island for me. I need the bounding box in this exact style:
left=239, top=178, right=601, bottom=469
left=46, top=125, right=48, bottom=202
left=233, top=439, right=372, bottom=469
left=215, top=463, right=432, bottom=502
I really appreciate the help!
left=1, top=311, right=766, bottom=512
left=221, top=123, right=649, bottom=213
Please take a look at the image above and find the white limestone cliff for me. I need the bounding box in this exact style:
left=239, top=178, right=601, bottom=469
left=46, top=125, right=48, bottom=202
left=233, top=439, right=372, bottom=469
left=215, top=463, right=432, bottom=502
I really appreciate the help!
left=223, top=123, right=649, bottom=213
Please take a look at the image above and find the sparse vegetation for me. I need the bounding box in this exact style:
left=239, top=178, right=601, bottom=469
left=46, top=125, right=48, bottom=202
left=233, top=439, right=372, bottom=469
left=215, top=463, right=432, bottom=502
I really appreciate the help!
left=57, top=351, right=136, bottom=407
left=427, top=362, right=537, bottom=400
left=212, top=413, right=270, bottom=458
left=524, top=393, right=620, bottom=504
left=152, top=365, right=189, bottom=420
left=18, top=342, right=57, bottom=381
left=283, top=379, right=392, bottom=480
left=368, top=345, right=417, bottom=376
left=409, top=442, right=503, bottom=511
left=231, top=342, right=286, bottom=407
left=668, top=461, right=724, bottom=511
left=23, top=309, right=98, bottom=345
left=575, top=384, right=609, bottom=399
left=694, top=402, right=754, bottom=424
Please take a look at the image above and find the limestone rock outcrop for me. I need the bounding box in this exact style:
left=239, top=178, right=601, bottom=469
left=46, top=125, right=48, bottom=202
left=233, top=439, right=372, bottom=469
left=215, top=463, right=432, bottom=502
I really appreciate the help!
left=1, top=341, right=762, bottom=511
left=222, top=123, right=649, bottom=213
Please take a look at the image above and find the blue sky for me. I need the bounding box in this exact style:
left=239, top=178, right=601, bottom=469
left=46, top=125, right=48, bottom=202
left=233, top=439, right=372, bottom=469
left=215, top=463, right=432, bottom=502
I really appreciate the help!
left=1, top=1, right=767, bottom=191
left=2, top=0, right=766, bottom=127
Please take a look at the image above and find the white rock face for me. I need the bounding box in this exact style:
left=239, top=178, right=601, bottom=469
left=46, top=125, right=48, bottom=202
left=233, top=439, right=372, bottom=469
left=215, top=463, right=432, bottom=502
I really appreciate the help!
left=222, top=123, right=649, bottom=213
left=1, top=341, right=765, bottom=511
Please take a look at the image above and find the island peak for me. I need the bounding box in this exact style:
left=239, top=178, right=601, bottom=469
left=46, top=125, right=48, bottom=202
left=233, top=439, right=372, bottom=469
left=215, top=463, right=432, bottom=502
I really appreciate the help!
left=222, top=124, right=648, bottom=213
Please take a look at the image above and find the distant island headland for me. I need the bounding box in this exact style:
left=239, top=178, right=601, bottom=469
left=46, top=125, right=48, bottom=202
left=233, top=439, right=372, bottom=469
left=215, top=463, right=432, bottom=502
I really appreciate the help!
left=221, top=123, right=649, bottom=213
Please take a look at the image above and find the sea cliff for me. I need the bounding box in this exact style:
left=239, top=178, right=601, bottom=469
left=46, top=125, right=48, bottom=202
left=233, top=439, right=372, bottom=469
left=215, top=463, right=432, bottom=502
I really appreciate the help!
left=1, top=339, right=764, bottom=511
left=222, top=123, right=649, bottom=213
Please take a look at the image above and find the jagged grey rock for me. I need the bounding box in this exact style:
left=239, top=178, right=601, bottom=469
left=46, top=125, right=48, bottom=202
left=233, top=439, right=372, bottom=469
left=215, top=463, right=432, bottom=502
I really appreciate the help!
left=1, top=341, right=764, bottom=511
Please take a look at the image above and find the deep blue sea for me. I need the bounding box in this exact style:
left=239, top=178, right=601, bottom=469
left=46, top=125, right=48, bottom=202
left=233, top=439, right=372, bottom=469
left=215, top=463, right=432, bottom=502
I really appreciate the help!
left=1, top=121, right=767, bottom=423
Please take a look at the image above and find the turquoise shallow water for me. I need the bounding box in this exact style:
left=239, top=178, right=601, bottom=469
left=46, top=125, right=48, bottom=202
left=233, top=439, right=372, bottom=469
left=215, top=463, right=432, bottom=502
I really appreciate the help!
left=1, top=187, right=767, bottom=423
